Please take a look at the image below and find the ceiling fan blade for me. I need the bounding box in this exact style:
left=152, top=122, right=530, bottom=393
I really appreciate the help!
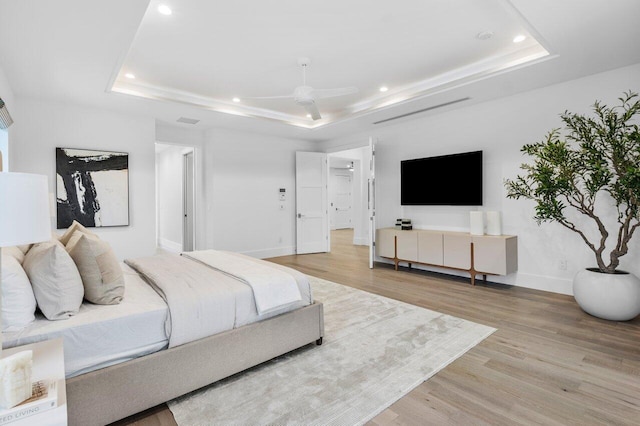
left=304, top=102, right=322, bottom=120
left=312, top=87, right=358, bottom=99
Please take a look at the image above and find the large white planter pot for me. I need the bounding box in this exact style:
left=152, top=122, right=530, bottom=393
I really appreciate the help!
left=573, top=268, right=640, bottom=321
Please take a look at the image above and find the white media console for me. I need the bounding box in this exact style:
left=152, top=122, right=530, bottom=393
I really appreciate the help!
left=376, top=227, right=518, bottom=285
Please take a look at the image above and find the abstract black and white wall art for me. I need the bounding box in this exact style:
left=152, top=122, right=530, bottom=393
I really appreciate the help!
left=56, top=147, right=129, bottom=229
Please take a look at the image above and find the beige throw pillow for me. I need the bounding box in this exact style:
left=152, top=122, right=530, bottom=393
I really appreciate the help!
left=59, top=220, right=97, bottom=246
left=22, top=241, right=84, bottom=320
left=66, top=231, right=124, bottom=305
left=3, top=246, right=25, bottom=264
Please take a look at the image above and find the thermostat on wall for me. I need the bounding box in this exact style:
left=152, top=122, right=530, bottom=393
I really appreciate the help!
left=279, top=188, right=286, bottom=201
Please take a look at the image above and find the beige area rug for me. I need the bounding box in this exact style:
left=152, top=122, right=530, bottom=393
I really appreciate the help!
left=168, top=276, right=496, bottom=425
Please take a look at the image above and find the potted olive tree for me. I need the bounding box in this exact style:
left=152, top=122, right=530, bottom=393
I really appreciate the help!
left=505, top=91, right=640, bottom=321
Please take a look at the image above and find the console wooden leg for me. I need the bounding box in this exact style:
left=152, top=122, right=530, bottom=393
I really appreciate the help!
left=394, top=259, right=399, bottom=271
left=471, top=273, right=475, bottom=286
left=483, top=274, right=487, bottom=282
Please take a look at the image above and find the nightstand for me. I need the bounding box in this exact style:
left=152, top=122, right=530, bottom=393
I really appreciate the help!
left=1, top=338, right=67, bottom=425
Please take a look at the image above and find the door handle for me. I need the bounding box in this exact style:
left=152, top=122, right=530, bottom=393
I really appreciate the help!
left=297, top=213, right=304, bottom=218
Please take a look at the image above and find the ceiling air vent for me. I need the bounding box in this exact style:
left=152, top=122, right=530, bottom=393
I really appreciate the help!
left=0, top=97, right=14, bottom=129
left=373, top=97, right=470, bottom=125
left=177, top=117, right=200, bottom=125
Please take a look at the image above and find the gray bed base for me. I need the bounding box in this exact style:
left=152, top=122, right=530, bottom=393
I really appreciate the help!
left=66, top=302, right=324, bottom=426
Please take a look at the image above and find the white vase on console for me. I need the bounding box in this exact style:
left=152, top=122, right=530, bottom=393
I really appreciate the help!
left=486, top=211, right=502, bottom=236
left=469, top=211, right=484, bottom=235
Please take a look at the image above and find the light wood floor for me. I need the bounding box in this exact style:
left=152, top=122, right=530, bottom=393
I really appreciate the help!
left=115, top=229, right=640, bottom=425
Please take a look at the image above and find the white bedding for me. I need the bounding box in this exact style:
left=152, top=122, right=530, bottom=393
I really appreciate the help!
left=125, top=252, right=313, bottom=348
left=2, top=255, right=314, bottom=378
left=2, top=264, right=169, bottom=378
left=182, top=251, right=302, bottom=315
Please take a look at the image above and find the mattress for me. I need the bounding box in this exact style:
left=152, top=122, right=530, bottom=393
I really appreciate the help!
left=2, top=264, right=169, bottom=378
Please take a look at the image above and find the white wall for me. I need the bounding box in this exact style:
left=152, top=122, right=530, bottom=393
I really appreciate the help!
left=322, top=63, right=640, bottom=295
left=156, top=145, right=187, bottom=252
left=0, top=64, right=15, bottom=114
left=0, top=130, right=7, bottom=171
left=205, top=127, right=317, bottom=258
left=10, top=98, right=156, bottom=260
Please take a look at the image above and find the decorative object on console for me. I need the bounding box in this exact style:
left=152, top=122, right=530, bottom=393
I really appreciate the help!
left=395, top=218, right=402, bottom=229
left=56, top=147, right=129, bottom=229
left=0, top=172, right=52, bottom=355
left=505, top=91, right=640, bottom=321
left=469, top=211, right=484, bottom=235
left=485, top=211, right=502, bottom=236
left=401, top=218, right=412, bottom=230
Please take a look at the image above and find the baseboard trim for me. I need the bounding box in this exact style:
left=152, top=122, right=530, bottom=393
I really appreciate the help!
left=241, top=246, right=296, bottom=259
left=158, top=238, right=182, bottom=253
left=353, top=237, right=368, bottom=246
left=375, top=258, right=574, bottom=296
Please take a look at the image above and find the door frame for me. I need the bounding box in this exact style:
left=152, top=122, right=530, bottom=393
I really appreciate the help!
left=155, top=142, right=198, bottom=253
left=182, top=150, right=195, bottom=252
left=324, top=140, right=376, bottom=267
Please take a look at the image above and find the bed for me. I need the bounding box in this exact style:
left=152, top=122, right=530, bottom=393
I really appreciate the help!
left=2, top=249, right=324, bottom=426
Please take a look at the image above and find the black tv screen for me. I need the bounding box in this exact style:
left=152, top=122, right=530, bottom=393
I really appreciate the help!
left=401, top=151, right=483, bottom=206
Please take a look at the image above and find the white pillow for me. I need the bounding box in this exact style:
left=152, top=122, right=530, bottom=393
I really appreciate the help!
left=22, top=241, right=84, bottom=320
left=59, top=220, right=97, bottom=246
left=66, top=231, right=124, bottom=305
left=1, top=255, right=37, bottom=331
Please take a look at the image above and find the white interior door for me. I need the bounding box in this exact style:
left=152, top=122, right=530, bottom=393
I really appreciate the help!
left=368, top=137, right=376, bottom=269
left=330, top=171, right=352, bottom=230
left=296, top=152, right=329, bottom=254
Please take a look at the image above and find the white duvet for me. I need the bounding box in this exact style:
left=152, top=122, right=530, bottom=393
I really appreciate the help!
left=182, top=250, right=302, bottom=315
left=125, top=251, right=312, bottom=348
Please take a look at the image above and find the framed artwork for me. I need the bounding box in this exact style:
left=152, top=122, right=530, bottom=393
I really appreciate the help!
left=56, top=147, right=129, bottom=229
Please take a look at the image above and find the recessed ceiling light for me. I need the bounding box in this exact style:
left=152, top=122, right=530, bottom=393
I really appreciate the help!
left=158, top=5, right=172, bottom=15
left=124, top=73, right=135, bottom=79
left=513, top=34, right=526, bottom=43
left=306, top=114, right=312, bottom=118
left=232, top=97, right=240, bottom=103
left=379, top=86, right=388, bottom=92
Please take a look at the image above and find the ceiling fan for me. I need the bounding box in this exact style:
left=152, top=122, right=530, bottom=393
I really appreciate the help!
left=247, top=57, right=358, bottom=121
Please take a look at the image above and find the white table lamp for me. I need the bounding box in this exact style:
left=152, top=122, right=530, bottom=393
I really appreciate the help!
left=0, top=172, right=52, bottom=356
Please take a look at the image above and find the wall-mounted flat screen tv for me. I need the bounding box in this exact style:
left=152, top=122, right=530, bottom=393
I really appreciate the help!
left=401, top=150, right=483, bottom=206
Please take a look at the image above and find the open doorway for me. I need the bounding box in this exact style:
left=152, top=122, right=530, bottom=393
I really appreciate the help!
left=329, top=157, right=355, bottom=231
left=155, top=143, right=196, bottom=253
left=328, top=146, right=371, bottom=254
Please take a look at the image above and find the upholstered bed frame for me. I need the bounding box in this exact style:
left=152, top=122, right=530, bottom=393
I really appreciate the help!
left=66, top=301, right=324, bottom=426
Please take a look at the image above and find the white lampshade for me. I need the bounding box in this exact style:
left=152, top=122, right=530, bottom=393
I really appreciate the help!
left=0, top=173, right=52, bottom=247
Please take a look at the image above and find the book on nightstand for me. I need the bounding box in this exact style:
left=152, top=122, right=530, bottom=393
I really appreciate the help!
left=0, top=379, right=57, bottom=425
